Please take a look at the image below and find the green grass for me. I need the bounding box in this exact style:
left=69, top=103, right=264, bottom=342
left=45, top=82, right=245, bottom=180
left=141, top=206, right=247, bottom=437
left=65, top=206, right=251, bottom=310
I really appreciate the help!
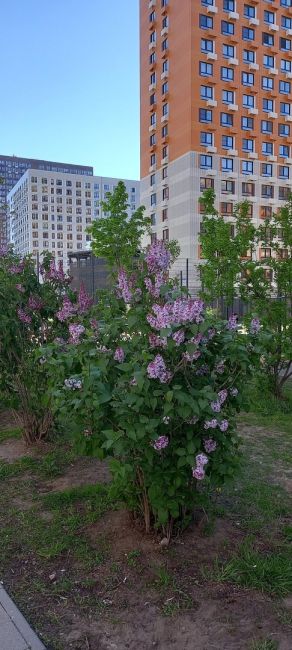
left=0, top=445, right=77, bottom=481
left=250, top=640, right=278, bottom=650
left=0, top=427, right=22, bottom=443
left=211, top=541, right=292, bottom=597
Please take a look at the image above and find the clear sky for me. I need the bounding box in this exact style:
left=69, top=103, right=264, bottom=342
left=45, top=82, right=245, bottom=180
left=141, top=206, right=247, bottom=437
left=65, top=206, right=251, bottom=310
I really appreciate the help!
left=1, top=0, right=140, bottom=180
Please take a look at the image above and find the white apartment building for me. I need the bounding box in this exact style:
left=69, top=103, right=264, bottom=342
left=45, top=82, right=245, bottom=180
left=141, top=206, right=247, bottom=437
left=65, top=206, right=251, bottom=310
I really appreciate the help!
left=8, top=170, right=140, bottom=269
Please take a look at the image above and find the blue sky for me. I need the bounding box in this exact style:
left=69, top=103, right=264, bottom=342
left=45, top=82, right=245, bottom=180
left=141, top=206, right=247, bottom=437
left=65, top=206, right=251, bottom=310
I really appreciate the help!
left=1, top=0, right=140, bottom=180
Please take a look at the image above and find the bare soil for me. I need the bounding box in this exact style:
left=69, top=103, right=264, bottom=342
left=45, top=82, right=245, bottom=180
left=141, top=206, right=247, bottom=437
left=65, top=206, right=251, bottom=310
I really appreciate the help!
left=0, top=416, right=291, bottom=650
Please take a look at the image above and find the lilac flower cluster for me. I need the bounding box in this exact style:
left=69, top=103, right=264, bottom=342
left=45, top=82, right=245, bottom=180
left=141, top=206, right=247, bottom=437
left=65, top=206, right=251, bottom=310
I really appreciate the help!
left=0, top=244, right=8, bottom=257
left=56, top=296, right=76, bottom=322
left=230, top=387, right=238, bottom=397
left=117, top=268, right=133, bottom=303
left=183, top=349, right=201, bottom=363
left=64, top=378, right=82, bottom=390
left=149, top=333, right=167, bottom=349
left=9, top=262, right=25, bottom=274
left=144, top=271, right=165, bottom=298
left=227, top=314, right=238, bottom=330
left=204, top=418, right=229, bottom=432
left=172, top=329, right=185, bottom=346
left=147, top=298, right=204, bottom=330
left=215, top=361, right=225, bottom=374
left=147, top=354, right=172, bottom=383
left=250, top=318, right=260, bottom=334
left=77, top=284, right=93, bottom=314
left=220, top=419, right=229, bottom=432
left=114, top=347, right=125, bottom=363
left=208, top=328, right=216, bottom=340
left=68, top=323, right=85, bottom=344
left=17, top=308, right=32, bottom=324
left=42, top=259, right=68, bottom=283
left=218, top=389, right=228, bottom=405
left=28, top=295, right=43, bottom=311
left=192, top=452, right=208, bottom=480
left=196, top=364, right=209, bottom=376
left=145, top=240, right=171, bottom=274
left=16, top=284, right=25, bottom=293
left=211, top=401, right=221, bottom=413
left=204, top=438, right=217, bottom=453
left=152, top=435, right=169, bottom=451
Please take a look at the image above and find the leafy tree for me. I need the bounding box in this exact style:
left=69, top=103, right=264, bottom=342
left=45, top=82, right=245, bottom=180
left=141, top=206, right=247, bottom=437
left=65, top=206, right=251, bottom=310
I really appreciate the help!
left=199, top=189, right=292, bottom=398
left=88, top=181, right=150, bottom=270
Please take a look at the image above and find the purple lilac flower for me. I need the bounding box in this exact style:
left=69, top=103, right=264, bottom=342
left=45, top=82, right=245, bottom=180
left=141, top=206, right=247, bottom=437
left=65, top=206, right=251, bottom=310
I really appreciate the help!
left=196, top=364, right=209, bottom=376
left=208, top=327, right=216, bottom=340
left=204, top=419, right=218, bottom=430
left=68, top=323, right=85, bottom=344
left=28, top=295, right=43, bottom=310
left=192, top=466, right=205, bottom=480
left=227, top=314, right=238, bottom=330
left=204, top=438, right=217, bottom=453
left=15, top=284, right=25, bottom=293
left=149, top=333, right=167, bottom=348
left=183, top=350, right=201, bottom=362
left=211, top=401, right=221, bottom=413
left=43, top=259, right=68, bottom=283
left=250, top=318, right=260, bottom=334
left=216, top=361, right=225, bottom=374
left=134, top=288, right=142, bottom=301
left=117, top=268, right=133, bottom=303
left=152, top=435, right=169, bottom=451
left=77, top=284, right=93, bottom=314
left=114, top=347, right=125, bottom=363
left=172, top=329, right=185, bottom=346
left=90, top=319, right=99, bottom=331
left=17, top=308, right=32, bottom=324
left=147, top=354, right=172, bottom=383
left=9, top=262, right=25, bottom=274
left=187, top=416, right=198, bottom=425
left=0, top=244, right=8, bottom=257
left=130, top=377, right=137, bottom=386
left=218, top=389, right=228, bottom=405
left=147, top=298, right=204, bottom=330
left=219, top=419, right=229, bottom=432
left=145, top=240, right=171, bottom=274
left=97, top=345, right=111, bottom=353
left=56, top=296, right=77, bottom=322
left=64, top=378, right=82, bottom=390
left=230, top=387, right=238, bottom=397
left=196, top=453, right=209, bottom=468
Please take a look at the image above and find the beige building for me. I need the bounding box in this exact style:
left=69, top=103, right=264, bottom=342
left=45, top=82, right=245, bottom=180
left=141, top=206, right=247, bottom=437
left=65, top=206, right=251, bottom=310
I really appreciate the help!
left=8, top=169, right=139, bottom=269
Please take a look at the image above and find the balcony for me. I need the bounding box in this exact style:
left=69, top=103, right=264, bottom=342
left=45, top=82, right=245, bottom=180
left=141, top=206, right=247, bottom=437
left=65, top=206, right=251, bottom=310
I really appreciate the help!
left=249, top=62, right=259, bottom=70
left=207, top=51, right=217, bottom=60
left=285, top=71, right=292, bottom=79
left=227, top=103, right=238, bottom=111
left=228, top=57, right=238, bottom=65
left=285, top=114, right=292, bottom=122
left=149, top=164, right=156, bottom=173
left=229, top=148, right=238, bottom=156
left=245, top=174, right=258, bottom=181
left=149, top=82, right=156, bottom=91
left=161, top=26, right=168, bottom=37
left=249, top=17, right=259, bottom=26
left=149, top=124, right=156, bottom=132
left=248, top=152, right=258, bottom=159
left=204, top=169, right=216, bottom=176
left=248, top=107, right=258, bottom=115
left=268, top=23, right=279, bottom=32
left=286, top=157, right=292, bottom=164
left=267, top=155, right=277, bottom=162
left=149, top=0, right=156, bottom=7
left=149, top=41, right=156, bottom=50
left=206, top=145, right=217, bottom=153
left=206, top=98, right=217, bottom=107
left=268, top=111, right=278, bottom=119
left=161, top=70, right=169, bottom=80
left=229, top=11, right=239, bottom=19
left=268, top=67, right=278, bottom=75
left=207, top=4, right=218, bottom=13
left=161, top=114, right=168, bottom=122
left=161, top=156, right=168, bottom=165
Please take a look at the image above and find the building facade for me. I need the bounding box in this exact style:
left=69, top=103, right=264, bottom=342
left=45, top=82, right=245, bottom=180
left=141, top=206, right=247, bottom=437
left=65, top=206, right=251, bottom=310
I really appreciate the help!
left=0, top=155, right=93, bottom=246
left=8, top=170, right=140, bottom=269
left=140, top=0, right=292, bottom=292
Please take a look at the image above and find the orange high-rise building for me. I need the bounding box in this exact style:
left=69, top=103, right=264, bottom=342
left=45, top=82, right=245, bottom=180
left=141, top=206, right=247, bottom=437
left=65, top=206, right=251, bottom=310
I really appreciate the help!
left=140, top=0, right=292, bottom=291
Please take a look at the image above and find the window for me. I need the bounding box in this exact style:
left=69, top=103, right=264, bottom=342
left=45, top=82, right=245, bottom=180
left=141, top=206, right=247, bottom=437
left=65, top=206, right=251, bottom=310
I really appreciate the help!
left=200, top=15, right=213, bottom=29
left=150, top=72, right=156, bottom=85
left=221, top=180, right=235, bottom=193
left=261, top=185, right=274, bottom=198
left=162, top=166, right=168, bottom=179
left=263, top=98, right=274, bottom=112
left=199, top=108, right=213, bottom=122
left=262, top=142, right=273, bottom=155
left=244, top=5, right=255, bottom=19
left=162, top=81, right=168, bottom=94
left=223, top=0, right=235, bottom=9
left=150, top=93, right=156, bottom=105
left=201, top=131, right=213, bottom=145
left=162, top=38, right=168, bottom=51
left=149, top=52, right=156, bottom=64
left=150, top=193, right=156, bottom=206
left=151, top=233, right=157, bottom=243
left=201, top=38, right=214, bottom=53
left=150, top=174, right=155, bottom=186
left=243, top=49, right=255, bottom=63
left=281, top=59, right=291, bottom=73
left=280, top=38, right=291, bottom=51
left=264, top=55, right=274, bottom=69
left=220, top=202, right=233, bottom=215
left=221, top=158, right=233, bottom=172
left=221, top=21, right=234, bottom=35
left=162, top=187, right=169, bottom=200
left=200, top=154, right=213, bottom=168
left=149, top=11, right=155, bottom=23
left=162, top=125, right=168, bottom=138
left=162, top=228, right=169, bottom=241
left=262, top=77, right=274, bottom=90
left=260, top=206, right=272, bottom=219
left=162, top=208, right=168, bottom=221
left=279, top=123, right=290, bottom=137
left=150, top=112, right=156, bottom=125
left=150, top=153, right=156, bottom=166
left=221, top=67, right=234, bottom=81
left=162, top=59, right=168, bottom=72
left=201, top=85, right=213, bottom=99
left=242, top=138, right=254, bottom=152
left=200, top=61, right=213, bottom=76
left=262, top=33, right=274, bottom=46
left=242, top=72, right=254, bottom=86
left=243, top=94, right=255, bottom=108
left=150, top=134, right=156, bottom=146
left=242, top=116, right=254, bottom=130
left=162, top=102, right=169, bottom=115
left=242, top=27, right=254, bottom=41
left=261, top=120, right=273, bottom=134
left=162, top=145, right=168, bottom=159
left=279, top=166, right=289, bottom=179
left=150, top=31, right=156, bottom=44
left=261, top=163, right=273, bottom=177
left=222, top=89, right=234, bottom=104
left=162, top=15, right=168, bottom=28
left=223, top=44, right=234, bottom=58
left=221, top=112, right=233, bottom=126
left=260, top=248, right=272, bottom=259
left=222, top=135, right=234, bottom=149
left=280, top=80, right=291, bottom=94
left=264, top=10, right=275, bottom=24
left=200, top=177, right=214, bottom=190
left=282, top=16, right=292, bottom=29
left=280, top=102, right=291, bottom=115
left=279, top=144, right=290, bottom=157
left=202, top=0, right=214, bottom=5
left=242, top=182, right=255, bottom=196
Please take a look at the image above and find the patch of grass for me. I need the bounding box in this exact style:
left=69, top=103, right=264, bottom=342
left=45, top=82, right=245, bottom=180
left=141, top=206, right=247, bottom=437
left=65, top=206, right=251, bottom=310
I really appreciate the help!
left=211, top=542, right=292, bottom=597
left=153, top=566, right=174, bottom=591
left=0, top=427, right=22, bottom=443
left=250, top=640, right=278, bottom=650
left=225, top=479, right=291, bottom=535
left=0, top=445, right=77, bottom=482
left=125, top=549, right=141, bottom=568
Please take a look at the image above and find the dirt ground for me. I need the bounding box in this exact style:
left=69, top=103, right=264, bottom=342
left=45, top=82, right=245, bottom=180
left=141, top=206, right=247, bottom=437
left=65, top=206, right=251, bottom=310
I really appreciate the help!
left=0, top=416, right=291, bottom=650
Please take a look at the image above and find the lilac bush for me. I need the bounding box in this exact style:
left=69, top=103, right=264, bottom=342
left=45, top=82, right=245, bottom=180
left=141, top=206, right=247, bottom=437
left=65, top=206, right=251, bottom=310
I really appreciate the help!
left=47, top=240, right=261, bottom=538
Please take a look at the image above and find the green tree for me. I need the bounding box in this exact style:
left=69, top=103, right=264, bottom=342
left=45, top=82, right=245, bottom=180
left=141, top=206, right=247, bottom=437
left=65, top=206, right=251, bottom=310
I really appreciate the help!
left=88, top=181, right=150, bottom=270
left=199, top=189, right=292, bottom=398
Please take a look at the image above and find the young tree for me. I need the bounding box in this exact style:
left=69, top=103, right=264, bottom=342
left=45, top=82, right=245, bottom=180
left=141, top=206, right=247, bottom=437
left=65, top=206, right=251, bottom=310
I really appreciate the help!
left=199, top=189, right=292, bottom=398
left=88, top=181, right=150, bottom=270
